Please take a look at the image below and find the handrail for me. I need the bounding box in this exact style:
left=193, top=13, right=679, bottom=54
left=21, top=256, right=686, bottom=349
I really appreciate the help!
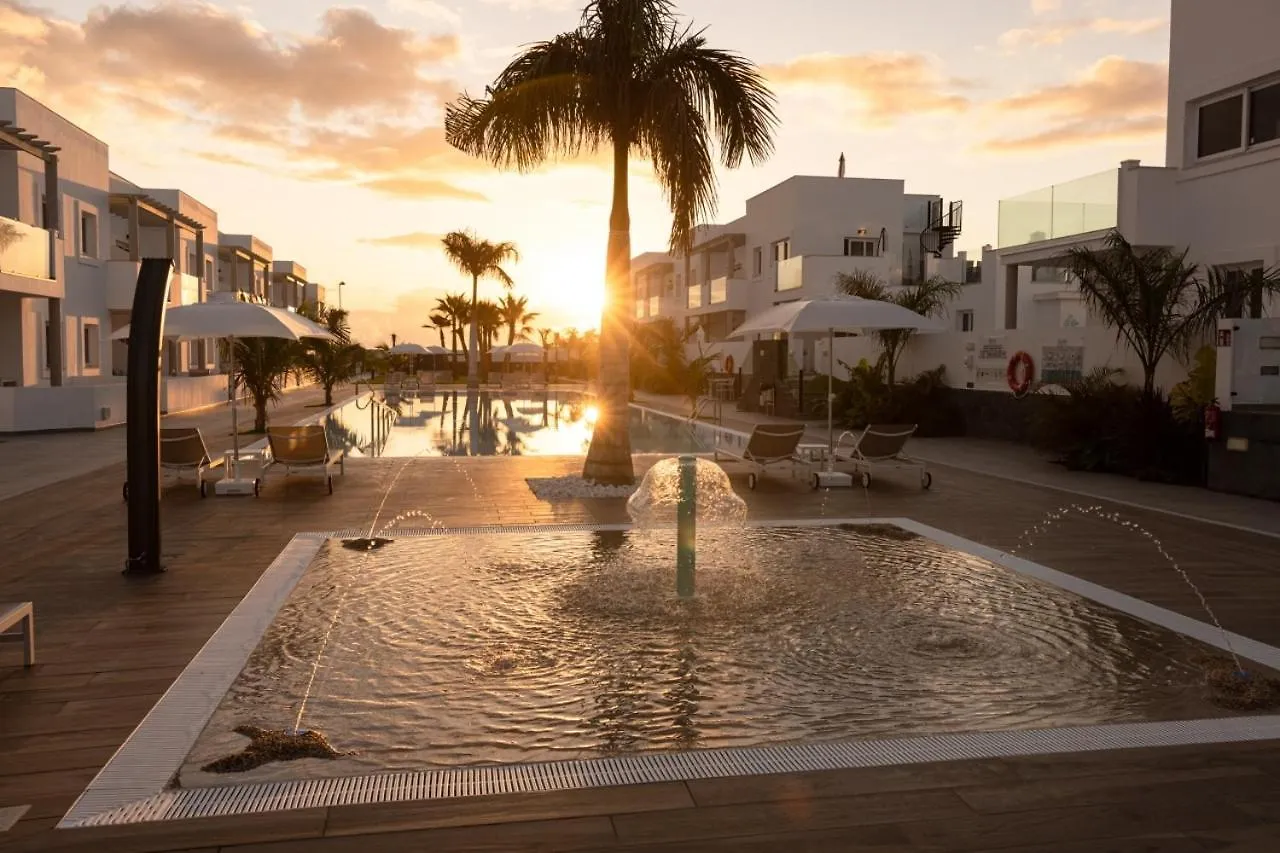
left=688, top=394, right=722, bottom=425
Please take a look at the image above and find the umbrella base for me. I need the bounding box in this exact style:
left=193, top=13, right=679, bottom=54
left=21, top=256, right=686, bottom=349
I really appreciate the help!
left=813, top=470, right=855, bottom=489
left=215, top=478, right=259, bottom=497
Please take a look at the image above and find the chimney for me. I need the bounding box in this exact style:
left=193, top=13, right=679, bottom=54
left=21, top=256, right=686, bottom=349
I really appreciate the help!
left=838, top=153, right=846, bottom=178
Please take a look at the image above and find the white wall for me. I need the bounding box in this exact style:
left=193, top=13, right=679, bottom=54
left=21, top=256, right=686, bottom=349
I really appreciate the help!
left=0, top=383, right=126, bottom=431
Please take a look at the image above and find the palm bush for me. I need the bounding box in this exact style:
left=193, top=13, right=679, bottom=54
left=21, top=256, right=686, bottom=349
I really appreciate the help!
left=297, top=303, right=359, bottom=406
left=835, top=271, right=961, bottom=386
left=226, top=337, right=299, bottom=432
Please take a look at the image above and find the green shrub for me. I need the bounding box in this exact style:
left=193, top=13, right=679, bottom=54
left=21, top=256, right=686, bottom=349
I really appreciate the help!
left=836, top=363, right=964, bottom=437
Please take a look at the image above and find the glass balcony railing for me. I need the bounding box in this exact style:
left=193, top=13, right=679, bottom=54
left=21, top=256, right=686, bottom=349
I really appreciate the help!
left=648, top=294, right=659, bottom=315
left=997, top=169, right=1119, bottom=249
left=709, top=277, right=728, bottom=304
left=687, top=285, right=702, bottom=309
left=0, top=215, right=52, bottom=280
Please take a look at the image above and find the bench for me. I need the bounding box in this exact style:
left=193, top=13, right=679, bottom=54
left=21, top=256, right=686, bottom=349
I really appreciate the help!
left=0, top=602, right=35, bottom=667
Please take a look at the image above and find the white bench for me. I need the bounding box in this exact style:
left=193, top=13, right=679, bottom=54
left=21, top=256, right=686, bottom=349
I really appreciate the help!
left=0, top=602, right=35, bottom=667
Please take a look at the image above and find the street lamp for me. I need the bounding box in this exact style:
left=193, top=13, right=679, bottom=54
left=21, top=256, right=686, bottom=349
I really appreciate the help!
left=337, top=280, right=346, bottom=311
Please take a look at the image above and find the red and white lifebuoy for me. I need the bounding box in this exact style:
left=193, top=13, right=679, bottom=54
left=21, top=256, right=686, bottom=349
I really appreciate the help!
left=723, top=354, right=735, bottom=374
left=1007, top=351, right=1035, bottom=396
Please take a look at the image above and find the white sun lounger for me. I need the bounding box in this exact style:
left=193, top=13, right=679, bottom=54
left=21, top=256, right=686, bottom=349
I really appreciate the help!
left=831, top=424, right=931, bottom=490
left=266, top=425, right=345, bottom=494
left=713, top=422, right=808, bottom=490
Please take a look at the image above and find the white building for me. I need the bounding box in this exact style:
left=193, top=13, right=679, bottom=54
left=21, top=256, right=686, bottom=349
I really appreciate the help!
left=632, top=171, right=967, bottom=373
left=0, top=89, right=321, bottom=431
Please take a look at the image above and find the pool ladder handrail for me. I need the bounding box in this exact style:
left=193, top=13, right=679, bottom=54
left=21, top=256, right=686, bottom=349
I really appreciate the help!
left=689, top=395, right=723, bottom=426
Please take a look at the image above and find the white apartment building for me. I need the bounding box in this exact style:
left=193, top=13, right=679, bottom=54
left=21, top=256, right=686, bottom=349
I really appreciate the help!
left=0, top=89, right=329, bottom=432
left=632, top=172, right=969, bottom=372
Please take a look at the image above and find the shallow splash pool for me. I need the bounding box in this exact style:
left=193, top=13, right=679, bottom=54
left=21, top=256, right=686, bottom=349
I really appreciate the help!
left=63, top=520, right=1280, bottom=827
left=181, top=524, right=1240, bottom=787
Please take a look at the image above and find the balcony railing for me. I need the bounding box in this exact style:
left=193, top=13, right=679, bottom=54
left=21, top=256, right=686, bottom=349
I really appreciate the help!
left=107, top=261, right=203, bottom=311
left=997, top=169, right=1118, bottom=249
left=0, top=215, right=52, bottom=280
left=776, top=254, right=893, bottom=295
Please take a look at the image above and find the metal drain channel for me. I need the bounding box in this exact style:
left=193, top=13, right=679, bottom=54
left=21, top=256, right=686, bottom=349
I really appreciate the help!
left=57, top=518, right=1280, bottom=829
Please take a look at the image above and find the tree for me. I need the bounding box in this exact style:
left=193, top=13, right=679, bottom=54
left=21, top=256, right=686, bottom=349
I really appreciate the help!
left=1067, top=231, right=1280, bottom=400
left=835, top=271, right=961, bottom=386
left=446, top=0, right=777, bottom=484
left=441, top=230, right=518, bottom=388
left=428, top=312, right=451, bottom=348
left=297, top=302, right=360, bottom=406
left=228, top=337, right=299, bottom=432
left=537, top=327, right=555, bottom=379
left=435, top=292, right=472, bottom=368
left=498, top=293, right=539, bottom=345
left=474, top=299, right=503, bottom=374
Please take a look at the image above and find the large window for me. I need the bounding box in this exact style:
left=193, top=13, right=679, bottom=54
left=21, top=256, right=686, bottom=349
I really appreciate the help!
left=752, top=246, right=762, bottom=276
left=1198, top=94, right=1244, bottom=157
left=687, top=285, right=702, bottom=309
left=1249, top=81, right=1280, bottom=146
left=83, top=321, right=100, bottom=369
left=843, top=237, right=879, bottom=257
left=773, top=239, right=790, bottom=263
left=79, top=209, right=99, bottom=258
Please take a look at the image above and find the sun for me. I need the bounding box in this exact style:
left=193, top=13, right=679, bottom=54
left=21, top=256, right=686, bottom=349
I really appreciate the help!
left=540, top=253, right=606, bottom=331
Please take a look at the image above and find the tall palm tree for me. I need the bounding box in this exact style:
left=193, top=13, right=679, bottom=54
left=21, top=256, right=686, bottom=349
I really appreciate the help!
left=441, top=230, right=519, bottom=388
left=446, top=0, right=777, bottom=484
left=498, top=294, right=540, bottom=345
left=436, top=292, right=472, bottom=368
left=835, top=272, right=961, bottom=386
left=1067, top=231, right=1280, bottom=400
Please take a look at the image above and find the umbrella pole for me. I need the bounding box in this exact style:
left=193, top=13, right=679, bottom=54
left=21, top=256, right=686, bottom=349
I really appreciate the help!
left=827, top=329, right=835, bottom=471
left=229, top=335, right=241, bottom=480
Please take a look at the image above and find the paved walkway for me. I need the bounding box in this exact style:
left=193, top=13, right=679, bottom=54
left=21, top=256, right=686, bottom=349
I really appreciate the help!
left=0, top=384, right=353, bottom=503
left=637, top=393, right=1280, bottom=538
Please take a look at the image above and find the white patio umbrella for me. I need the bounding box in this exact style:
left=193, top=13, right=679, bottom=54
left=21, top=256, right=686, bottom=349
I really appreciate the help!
left=112, top=298, right=335, bottom=491
left=728, top=297, right=942, bottom=461
left=388, top=342, right=431, bottom=355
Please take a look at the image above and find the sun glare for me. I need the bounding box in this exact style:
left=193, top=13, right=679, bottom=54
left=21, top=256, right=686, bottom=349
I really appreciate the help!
left=583, top=404, right=600, bottom=426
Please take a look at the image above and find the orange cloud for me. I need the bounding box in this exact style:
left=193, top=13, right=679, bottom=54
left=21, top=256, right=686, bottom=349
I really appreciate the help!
left=980, top=57, right=1167, bottom=152
left=999, top=17, right=1167, bottom=49
left=359, top=177, right=488, bottom=201
left=192, top=150, right=260, bottom=169
left=763, top=53, right=970, bottom=124
left=358, top=232, right=446, bottom=249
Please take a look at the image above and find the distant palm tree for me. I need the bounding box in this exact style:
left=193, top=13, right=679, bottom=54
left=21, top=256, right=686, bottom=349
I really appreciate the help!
left=435, top=292, right=472, bottom=368
left=446, top=0, right=778, bottom=484
left=835, top=272, right=961, bottom=387
left=474, top=299, right=503, bottom=361
left=537, top=327, right=555, bottom=379
left=498, top=294, right=540, bottom=346
left=441, top=231, right=519, bottom=388
left=428, top=312, right=450, bottom=349
left=297, top=302, right=360, bottom=406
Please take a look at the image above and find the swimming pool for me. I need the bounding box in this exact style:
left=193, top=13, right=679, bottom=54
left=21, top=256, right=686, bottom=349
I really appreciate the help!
left=319, top=391, right=749, bottom=458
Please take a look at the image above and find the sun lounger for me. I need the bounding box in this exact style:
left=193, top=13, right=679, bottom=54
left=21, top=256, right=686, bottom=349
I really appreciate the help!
left=122, top=427, right=225, bottom=500
left=713, top=422, right=808, bottom=490
left=832, top=424, right=931, bottom=490
left=265, top=425, right=345, bottom=494
left=0, top=602, right=35, bottom=667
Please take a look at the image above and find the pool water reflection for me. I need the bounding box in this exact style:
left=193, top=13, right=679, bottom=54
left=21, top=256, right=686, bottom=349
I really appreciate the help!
left=322, top=391, right=718, bottom=457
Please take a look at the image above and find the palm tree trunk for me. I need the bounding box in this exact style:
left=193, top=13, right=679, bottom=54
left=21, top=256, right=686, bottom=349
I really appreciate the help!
left=468, top=275, right=480, bottom=389
left=583, top=138, right=636, bottom=485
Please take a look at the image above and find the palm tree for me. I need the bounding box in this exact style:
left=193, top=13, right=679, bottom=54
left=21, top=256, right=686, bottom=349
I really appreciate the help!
left=537, top=327, right=555, bottom=379
left=835, top=272, right=961, bottom=386
left=474, top=299, right=503, bottom=376
left=436, top=292, right=472, bottom=368
left=428, top=312, right=451, bottom=349
left=441, top=230, right=519, bottom=388
left=1067, top=231, right=1280, bottom=400
left=228, top=337, right=299, bottom=432
left=297, top=302, right=360, bottom=406
left=498, top=294, right=540, bottom=346
left=446, top=0, right=778, bottom=484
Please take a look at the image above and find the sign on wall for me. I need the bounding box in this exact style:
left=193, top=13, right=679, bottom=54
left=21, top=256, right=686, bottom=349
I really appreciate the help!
left=1041, top=345, right=1084, bottom=384
left=979, top=342, right=1007, bottom=361
left=976, top=367, right=1006, bottom=386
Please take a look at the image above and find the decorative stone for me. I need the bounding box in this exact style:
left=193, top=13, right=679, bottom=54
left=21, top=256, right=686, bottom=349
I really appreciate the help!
left=200, top=725, right=344, bottom=773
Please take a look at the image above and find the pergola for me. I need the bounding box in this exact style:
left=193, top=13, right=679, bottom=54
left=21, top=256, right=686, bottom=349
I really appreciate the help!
left=0, top=119, right=64, bottom=385
left=218, top=241, right=272, bottom=303
left=107, top=193, right=206, bottom=296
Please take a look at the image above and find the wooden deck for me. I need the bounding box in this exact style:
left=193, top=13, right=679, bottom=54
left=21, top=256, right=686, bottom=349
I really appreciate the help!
left=2, top=440, right=1279, bottom=851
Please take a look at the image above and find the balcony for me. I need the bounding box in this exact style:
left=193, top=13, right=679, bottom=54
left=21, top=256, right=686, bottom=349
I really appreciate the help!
left=997, top=169, right=1118, bottom=249
left=775, top=254, right=893, bottom=296
left=107, top=260, right=201, bottom=311
left=0, top=215, right=58, bottom=297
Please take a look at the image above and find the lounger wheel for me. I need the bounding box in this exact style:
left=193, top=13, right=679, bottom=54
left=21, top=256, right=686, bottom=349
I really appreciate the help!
left=199, top=480, right=208, bottom=498
left=810, top=472, right=821, bottom=490
left=921, top=471, right=932, bottom=490
left=327, top=475, right=334, bottom=495
left=122, top=482, right=128, bottom=502
left=746, top=472, right=757, bottom=490
left=253, top=479, right=261, bottom=498
left=859, top=471, right=872, bottom=489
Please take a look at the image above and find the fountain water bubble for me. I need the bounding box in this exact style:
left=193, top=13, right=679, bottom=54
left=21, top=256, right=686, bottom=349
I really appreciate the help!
left=626, top=457, right=747, bottom=529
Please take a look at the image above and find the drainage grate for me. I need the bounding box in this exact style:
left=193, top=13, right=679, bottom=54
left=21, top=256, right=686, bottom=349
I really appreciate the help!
left=67, top=715, right=1280, bottom=826
left=56, top=518, right=1280, bottom=829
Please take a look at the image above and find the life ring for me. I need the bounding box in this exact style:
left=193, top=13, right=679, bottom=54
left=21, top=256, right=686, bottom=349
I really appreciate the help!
left=724, top=354, right=735, bottom=374
left=1007, top=351, right=1035, bottom=396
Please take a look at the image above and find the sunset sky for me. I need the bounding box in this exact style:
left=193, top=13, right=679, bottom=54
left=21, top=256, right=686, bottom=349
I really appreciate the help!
left=1, top=0, right=1171, bottom=345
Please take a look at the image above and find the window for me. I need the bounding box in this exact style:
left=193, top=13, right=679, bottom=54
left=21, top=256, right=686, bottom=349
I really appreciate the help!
left=83, top=322, right=100, bottom=369
left=752, top=246, right=763, bottom=276
left=1197, top=94, right=1244, bottom=158
left=687, top=285, right=702, bottom=309
left=79, top=209, right=99, bottom=258
left=956, top=310, right=975, bottom=333
left=843, top=237, right=879, bottom=257
left=1249, top=81, right=1280, bottom=146
left=773, top=240, right=790, bottom=263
